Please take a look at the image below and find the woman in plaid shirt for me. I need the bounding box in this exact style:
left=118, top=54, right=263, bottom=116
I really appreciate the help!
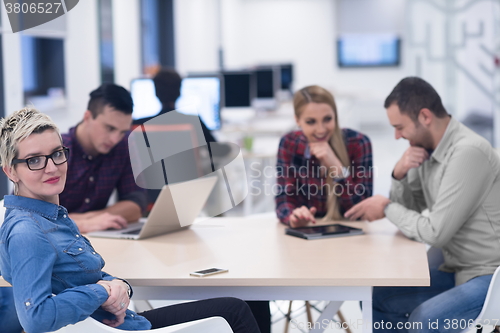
left=275, top=85, right=373, bottom=226
left=248, top=85, right=374, bottom=333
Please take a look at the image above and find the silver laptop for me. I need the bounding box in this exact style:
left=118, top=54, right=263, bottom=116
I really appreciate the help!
left=87, top=176, right=217, bottom=240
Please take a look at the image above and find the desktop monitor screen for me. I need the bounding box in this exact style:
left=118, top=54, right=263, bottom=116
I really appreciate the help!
left=255, top=68, right=275, bottom=98
left=280, top=64, right=293, bottom=91
left=131, top=78, right=162, bottom=120
left=223, top=71, right=254, bottom=107
left=175, top=76, right=221, bottom=131
left=337, top=34, right=401, bottom=67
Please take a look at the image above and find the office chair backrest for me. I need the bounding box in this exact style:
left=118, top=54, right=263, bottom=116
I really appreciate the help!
left=476, top=265, right=500, bottom=321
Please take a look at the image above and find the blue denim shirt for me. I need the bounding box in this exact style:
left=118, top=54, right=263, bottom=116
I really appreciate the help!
left=0, top=195, right=151, bottom=333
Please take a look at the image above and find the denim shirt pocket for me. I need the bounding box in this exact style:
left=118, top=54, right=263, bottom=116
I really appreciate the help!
left=82, top=235, right=106, bottom=268
left=63, top=239, right=103, bottom=273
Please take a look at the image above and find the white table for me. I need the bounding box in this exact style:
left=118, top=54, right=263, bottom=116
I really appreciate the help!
left=87, top=215, right=429, bottom=333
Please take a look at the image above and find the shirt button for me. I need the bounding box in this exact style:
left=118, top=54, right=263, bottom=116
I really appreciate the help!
left=85, top=198, right=90, bottom=204
left=25, top=302, right=30, bottom=306
left=89, top=176, right=94, bottom=182
left=63, top=214, right=67, bottom=218
left=76, top=234, right=80, bottom=238
left=92, top=252, right=96, bottom=255
left=88, top=155, right=93, bottom=160
left=78, top=248, right=83, bottom=251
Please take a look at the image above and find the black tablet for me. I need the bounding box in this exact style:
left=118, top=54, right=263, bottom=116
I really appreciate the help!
left=285, top=224, right=364, bottom=240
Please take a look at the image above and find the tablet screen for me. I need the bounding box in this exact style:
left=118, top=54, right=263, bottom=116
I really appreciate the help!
left=292, top=224, right=357, bottom=235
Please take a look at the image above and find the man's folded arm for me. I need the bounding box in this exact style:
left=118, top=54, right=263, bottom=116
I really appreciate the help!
left=389, top=168, right=427, bottom=214
left=385, top=146, right=494, bottom=247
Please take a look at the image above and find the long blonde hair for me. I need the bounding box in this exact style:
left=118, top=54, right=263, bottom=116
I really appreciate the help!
left=293, top=86, right=349, bottom=221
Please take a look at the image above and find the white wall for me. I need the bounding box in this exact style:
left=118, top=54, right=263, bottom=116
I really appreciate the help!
left=174, top=0, right=410, bottom=103
left=1, top=7, right=24, bottom=117
left=338, top=0, right=404, bottom=35
left=174, top=0, right=220, bottom=75
left=228, top=0, right=337, bottom=90
left=63, top=0, right=101, bottom=130
left=333, top=0, right=409, bottom=99
left=113, top=0, right=142, bottom=89
left=455, top=1, right=497, bottom=120
left=407, top=0, right=498, bottom=122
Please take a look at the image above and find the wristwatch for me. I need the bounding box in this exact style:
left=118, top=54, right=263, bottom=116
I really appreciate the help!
left=115, top=278, right=133, bottom=299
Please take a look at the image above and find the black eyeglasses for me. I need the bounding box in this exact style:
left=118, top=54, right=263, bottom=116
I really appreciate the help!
left=12, top=147, right=70, bottom=171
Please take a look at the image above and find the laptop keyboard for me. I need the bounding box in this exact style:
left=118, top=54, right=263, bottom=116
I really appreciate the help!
left=122, top=228, right=142, bottom=235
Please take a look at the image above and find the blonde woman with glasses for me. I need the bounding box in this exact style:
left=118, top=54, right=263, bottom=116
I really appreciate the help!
left=0, top=108, right=260, bottom=333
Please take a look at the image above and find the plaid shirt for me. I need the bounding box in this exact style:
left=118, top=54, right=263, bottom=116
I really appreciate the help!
left=59, top=126, right=146, bottom=213
left=275, top=129, right=373, bottom=224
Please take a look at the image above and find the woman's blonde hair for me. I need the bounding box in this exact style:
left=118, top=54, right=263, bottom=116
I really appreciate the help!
left=293, top=85, right=350, bottom=221
left=0, top=108, right=60, bottom=193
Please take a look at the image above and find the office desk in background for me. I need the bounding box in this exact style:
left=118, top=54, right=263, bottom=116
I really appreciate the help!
left=88, top=215, right=429, bottom=333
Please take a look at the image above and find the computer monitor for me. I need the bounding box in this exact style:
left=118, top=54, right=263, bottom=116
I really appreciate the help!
left=131, top=78, right=162, bottom=120
left=222, top=71, right=255, bottom=108
left=175, top=75, right=222, bottom=130
left=337, top=34, right=401, bottom=67
left=252, top=67, right=280, bottom=110
left=280, top=64, right=293, bottom=91
left=255, top=68, right=275, bottom=99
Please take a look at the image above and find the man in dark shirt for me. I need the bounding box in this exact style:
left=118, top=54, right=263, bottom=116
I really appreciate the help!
left=60, top=84, right=146, bottom=233
left=133, top=67, right=216, bottom=143
left=132, top=68, right=220, bottom=211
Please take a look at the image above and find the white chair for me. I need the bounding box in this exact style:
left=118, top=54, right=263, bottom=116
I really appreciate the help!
left=52, top=316, right=233, bottom=333
left=464, top=266, right=500, bottom=333
left=0, top=198, right=5, bottom=227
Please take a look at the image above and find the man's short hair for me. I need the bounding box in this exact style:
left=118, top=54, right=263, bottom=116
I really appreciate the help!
left=153, top=68, right=182, bottom=107
left=87, top=84, right=134, bottom=118
left=384, top=77, right=449, bottom=121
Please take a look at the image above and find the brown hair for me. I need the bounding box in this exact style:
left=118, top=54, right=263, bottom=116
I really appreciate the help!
left=153, top=68, right=182, bottom=109
left=294, top=85, right=349, bottom=221
left=384, top=77, right=448, bottom=122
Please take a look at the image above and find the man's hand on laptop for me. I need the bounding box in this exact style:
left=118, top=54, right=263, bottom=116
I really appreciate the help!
left=70, top=212, right=128, bottom=233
